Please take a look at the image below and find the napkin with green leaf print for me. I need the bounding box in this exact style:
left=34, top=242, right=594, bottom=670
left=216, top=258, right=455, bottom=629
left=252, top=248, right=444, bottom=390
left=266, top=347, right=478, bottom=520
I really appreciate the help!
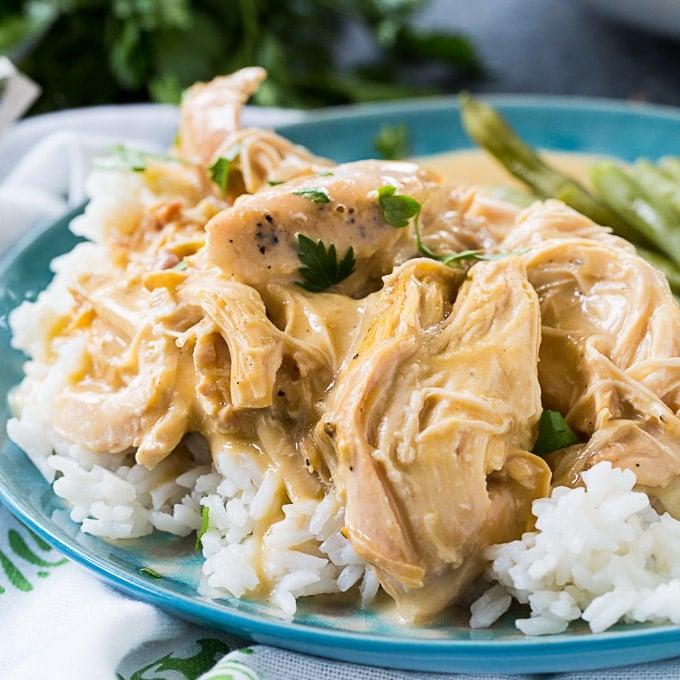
left=0, top=505, right=249, bottom=680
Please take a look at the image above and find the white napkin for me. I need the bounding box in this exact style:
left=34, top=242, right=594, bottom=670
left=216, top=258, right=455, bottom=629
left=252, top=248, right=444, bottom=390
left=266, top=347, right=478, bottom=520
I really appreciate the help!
left=0, top=57, right=40, bottom=133
left=0, top=558, right=187, bottom=679
left=202, top=646, right=680, bottom=680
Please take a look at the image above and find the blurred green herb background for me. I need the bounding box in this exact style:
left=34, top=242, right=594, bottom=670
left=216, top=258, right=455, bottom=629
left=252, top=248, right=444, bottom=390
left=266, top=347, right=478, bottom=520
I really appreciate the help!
left=0, top=0, right=484, bottom=114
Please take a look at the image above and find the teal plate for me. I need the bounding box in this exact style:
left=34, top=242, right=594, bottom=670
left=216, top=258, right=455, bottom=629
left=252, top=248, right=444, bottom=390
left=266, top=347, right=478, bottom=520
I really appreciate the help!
left=3, top=97, right=680, bottom=674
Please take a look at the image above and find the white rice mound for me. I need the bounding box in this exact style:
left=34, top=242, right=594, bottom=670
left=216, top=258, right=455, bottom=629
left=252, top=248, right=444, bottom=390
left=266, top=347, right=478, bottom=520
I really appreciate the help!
left=470, top=461, right=680, bottom=635
left=8, top=375, right=378, bottom=616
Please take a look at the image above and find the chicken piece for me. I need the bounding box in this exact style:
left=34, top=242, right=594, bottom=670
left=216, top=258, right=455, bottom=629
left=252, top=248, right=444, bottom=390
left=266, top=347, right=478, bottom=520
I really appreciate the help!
left=505, top=201, right=680, bottom=411
left=178, top=67, right=267, bottom=164
left=51, top=323, right=193, bottom=467
left=509, top=201, right=680, bottom=514
left=205, top=159, right=433, bottom=295
left=419, top=184, right=521, bottom=255
left=206, top=159, right=518, bottom=297
left=315, top=257, right=550, bottom=621
left=210, top=127, right=335, bottom=197
left=189, top=278, right=285, bottom=409
left=502, top=198, right=634, bottom=250
left=547, top=343, right=680, bottom=493
left=177, top=68, right=332, bottom=200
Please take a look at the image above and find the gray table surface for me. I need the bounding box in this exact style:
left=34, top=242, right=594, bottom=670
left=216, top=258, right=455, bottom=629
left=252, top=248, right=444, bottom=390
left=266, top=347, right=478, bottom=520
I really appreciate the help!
left=416, top=0, right=680, bottom=106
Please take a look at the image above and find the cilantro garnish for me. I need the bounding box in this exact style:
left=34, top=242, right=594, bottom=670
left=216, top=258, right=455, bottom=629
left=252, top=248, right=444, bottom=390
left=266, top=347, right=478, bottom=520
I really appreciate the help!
left=293, top=188, right=331, bottom=203
left=415, top=236, right=513, bottom=267
left=195, top=504, right=210, bottom=551
left=376, top=184, right=519, bottom=266
left=532, top=410, right=582, bottom=455
left=208, top=144, right=241, bottom=195
left=95, top=144, right=190, bottom=173
left=377, top=185, right=421, bottom=227
left=374, top=123, right=411, bottom=160
left=296, top=233, right=356, bottom=292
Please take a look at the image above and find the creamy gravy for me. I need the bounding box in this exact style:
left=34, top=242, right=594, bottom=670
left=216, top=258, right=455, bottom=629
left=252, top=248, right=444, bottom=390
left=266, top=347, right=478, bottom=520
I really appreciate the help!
left=417, top=148, right=601, bottom=189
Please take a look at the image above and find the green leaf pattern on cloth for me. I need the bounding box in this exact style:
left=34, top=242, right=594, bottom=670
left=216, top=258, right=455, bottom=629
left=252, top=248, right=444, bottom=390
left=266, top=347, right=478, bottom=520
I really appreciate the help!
left=0, top=508, right=260, bottom=679
left=197, top=653, right=262, bottom=680
left=0, top=524, right=67, bottom=593
left=120, top=638, right=232, bottom=680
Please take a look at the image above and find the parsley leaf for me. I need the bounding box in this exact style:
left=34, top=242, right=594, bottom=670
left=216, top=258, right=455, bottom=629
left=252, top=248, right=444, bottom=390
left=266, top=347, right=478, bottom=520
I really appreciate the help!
left=532, top=410, right=582, bottom=455
left=94, top=144, right=194, bottom=173
left=293, top=188, right=331, bottom=203
left=195, top=505, right=210, bottom=551
left=416, top=239, right=518, bottom=267
left=374, top=123, right=411, bottom=160
left=378, top=185, right=421, bottom=227
left=208, top=144, right=242, bottom=195
left=296, top=233, right=356, bottom=292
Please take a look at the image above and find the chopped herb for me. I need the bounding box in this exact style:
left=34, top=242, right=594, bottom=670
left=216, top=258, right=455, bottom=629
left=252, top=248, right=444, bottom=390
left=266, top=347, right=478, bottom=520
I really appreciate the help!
left=416, top=234, right=522, bottom=266
left=296, top=233, right=356, bottom=292
left=173, top=259, right=188, bottom=272
left=267, top=179, right=285, bottom=186
left=374, top=122, right=411, bottom=160
left=377, top=185, right=421, bottom=227
left=293, top=188, right=331, bottom=203
left=139, top=567, right=163, bottom=579
left=208, top=144, right=241, bottom=195
left=377, top=183, right=521, bottom=268
left=94, top=143, right=191, bottom=173
left=195, top=505, right=210, bottom=551
left=533, top=410, right=582, bottom=455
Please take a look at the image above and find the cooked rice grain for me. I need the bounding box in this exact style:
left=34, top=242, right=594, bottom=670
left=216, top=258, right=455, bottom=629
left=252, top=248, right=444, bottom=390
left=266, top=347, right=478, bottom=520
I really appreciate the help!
left=471, top=461, right=680, bottom=634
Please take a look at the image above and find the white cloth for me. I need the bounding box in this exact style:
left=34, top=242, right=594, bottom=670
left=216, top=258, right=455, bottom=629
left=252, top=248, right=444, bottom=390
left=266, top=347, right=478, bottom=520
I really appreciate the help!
left=0, top=57, right=40, bottom=133
left=3, top=106, right=680, bottom=680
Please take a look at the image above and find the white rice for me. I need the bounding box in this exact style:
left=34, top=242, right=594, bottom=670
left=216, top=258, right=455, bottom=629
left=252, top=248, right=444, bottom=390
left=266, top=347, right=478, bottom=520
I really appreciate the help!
left=470, top=461, right=680, bottom=635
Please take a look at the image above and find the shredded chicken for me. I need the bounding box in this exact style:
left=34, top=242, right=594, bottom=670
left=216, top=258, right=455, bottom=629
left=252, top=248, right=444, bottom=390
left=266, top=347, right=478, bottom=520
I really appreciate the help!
left=12, top=68, right=680, bottom=621
left=504, top=201, right=680, bottom=516
left=315, top=257, right=550, bottom=621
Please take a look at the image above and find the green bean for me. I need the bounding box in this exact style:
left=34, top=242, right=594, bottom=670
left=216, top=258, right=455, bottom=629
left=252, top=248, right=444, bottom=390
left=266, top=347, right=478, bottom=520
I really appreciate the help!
left=459, top=94, right=680, bottom=295
left=459, top=93, right=631, bottom=235
left=589, top=160, right=680, bottom=268
left=659, top=156, right=680, bottom=184
left=632, top=159, right=680, bottom=216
